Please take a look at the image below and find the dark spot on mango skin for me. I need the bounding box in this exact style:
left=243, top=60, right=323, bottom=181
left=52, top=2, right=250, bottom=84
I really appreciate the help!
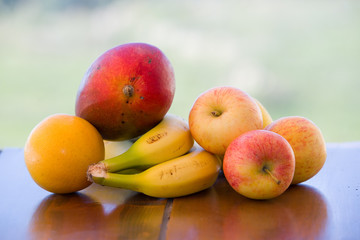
left=140, top=96, right=144, bottom=100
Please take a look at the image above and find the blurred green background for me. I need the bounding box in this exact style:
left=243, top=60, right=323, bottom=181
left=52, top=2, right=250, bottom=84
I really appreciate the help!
left=1, top=0, right=359, bottom=148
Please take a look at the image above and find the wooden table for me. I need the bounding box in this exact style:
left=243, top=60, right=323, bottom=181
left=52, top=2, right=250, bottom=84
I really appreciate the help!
left=1, top=143, right=359, bottom=240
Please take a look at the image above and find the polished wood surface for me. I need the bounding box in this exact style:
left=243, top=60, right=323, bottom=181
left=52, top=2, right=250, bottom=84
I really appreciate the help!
left=1, top=143, right=359, bottom=240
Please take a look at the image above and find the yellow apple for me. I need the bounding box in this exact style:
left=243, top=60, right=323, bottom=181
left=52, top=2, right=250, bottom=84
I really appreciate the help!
left=265, top=116, right=327, bottom=184
left=223, top=130, right=295, bottom=199
left=253, top=98, right=273, bottom=128
left=188, top=86, right=263, bottom=155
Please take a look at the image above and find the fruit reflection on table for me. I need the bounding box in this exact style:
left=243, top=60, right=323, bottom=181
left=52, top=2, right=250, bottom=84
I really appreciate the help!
left=28, top=187, right=167, bottom=239
left=28, top=193, right=105, bottom=239
left=166, top=175, right=328, bottom=240
left=28, top=175, right=328, bottom=240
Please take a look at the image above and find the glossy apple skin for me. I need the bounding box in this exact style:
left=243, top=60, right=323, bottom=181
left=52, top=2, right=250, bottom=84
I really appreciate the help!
left=265, top=116, right=327, bottom=184
left=75, top=43, right=175, bottom=140
left=253, top=98, right=273, bottom=128
left=188, top=87, right=263, bottom=155
left=223, top=130, right=295, bottom=200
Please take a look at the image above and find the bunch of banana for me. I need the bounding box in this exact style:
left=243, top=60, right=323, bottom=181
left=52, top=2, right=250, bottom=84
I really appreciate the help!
left=89, top=114, right=194, bottom=173
left=87, top=114, right=221, bottom=198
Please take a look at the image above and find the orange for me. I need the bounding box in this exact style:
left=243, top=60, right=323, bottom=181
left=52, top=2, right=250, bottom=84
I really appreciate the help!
left=24, top=114, right=105, bottom=194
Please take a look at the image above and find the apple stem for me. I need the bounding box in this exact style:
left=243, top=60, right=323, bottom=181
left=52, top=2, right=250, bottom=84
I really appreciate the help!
left=263, top=167, right=281, bottom=185
left=211, top=110, right=221, bottom=117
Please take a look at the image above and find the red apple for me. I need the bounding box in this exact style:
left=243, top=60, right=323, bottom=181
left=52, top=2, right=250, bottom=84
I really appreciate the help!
left=223, top=130, right=295, bottom=200
left=75, top=42, right=175, bottom=140
left=188, top=86, right=263, bottom=155
left=265, top=116, right=327, bottom=184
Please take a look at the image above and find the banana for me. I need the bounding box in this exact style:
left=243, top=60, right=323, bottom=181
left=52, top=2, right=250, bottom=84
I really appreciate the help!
left=88, top=147, right=221, bottom=198
left=89, top=114, right=194, bottom=173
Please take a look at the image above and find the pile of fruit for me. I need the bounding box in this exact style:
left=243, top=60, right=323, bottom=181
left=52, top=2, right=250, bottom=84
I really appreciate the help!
left=24, top=42, right=327, bottom=200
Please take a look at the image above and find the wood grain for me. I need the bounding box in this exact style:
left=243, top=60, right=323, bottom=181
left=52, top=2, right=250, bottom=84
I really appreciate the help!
left=0, top=148, right=167, bottom=240
left=166, top=174, right=329, bottom=240
left=1, top=143, right=360, bottom=240
left=165, top=143, right=360, bottom=240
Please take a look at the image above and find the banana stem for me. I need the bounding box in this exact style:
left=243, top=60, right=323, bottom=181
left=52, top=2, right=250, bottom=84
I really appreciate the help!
left=89, top=170, right=142, bottom=192
left=98, top=149, right=141, bottom=172
left=115, top=168, right=144, bottom=174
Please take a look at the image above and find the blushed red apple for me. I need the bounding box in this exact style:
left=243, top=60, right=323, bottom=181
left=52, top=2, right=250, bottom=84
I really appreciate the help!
left=223, top=130, right=295, bottom=200
left=265, top=116, right=327, bottom=184
left=75, top=42, right=175, bottom=140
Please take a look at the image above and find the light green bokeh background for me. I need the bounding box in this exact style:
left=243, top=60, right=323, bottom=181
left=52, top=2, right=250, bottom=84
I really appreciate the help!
left=1, top=0, right=359, bottom=148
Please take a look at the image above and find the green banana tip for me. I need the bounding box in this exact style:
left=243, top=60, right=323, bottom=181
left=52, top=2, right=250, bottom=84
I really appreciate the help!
left=87, top=162, right=107, bottom=182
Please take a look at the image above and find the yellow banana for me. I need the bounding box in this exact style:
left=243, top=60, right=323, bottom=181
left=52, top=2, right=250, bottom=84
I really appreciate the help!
left=89, top=114, right=194, bottom=173
left=88, top=147, right=221, bottom=198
